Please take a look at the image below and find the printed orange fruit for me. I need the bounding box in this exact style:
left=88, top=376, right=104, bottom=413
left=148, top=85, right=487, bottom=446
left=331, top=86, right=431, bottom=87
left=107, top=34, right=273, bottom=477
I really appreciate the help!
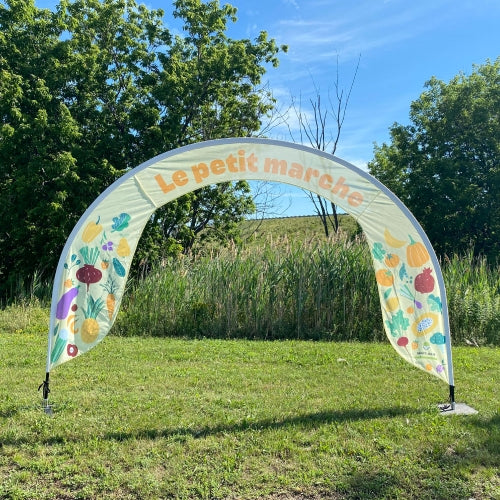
left=375, top=269, right=394, bottom=287
left=384, top=253, right=400, bottom=268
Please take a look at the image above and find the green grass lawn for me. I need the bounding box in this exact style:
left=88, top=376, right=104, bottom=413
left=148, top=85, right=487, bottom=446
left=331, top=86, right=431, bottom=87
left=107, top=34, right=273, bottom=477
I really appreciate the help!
left=1, top=332, right=498, bottom=499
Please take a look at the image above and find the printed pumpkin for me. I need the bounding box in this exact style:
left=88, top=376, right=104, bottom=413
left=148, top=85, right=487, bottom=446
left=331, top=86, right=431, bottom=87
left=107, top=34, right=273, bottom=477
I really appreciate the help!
left=407, top=236, right=430, bottom=267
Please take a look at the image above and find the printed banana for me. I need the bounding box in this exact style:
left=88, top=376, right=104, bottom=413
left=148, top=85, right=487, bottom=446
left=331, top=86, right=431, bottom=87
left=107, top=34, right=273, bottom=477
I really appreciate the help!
left=384, top=228, right=407, bottom=248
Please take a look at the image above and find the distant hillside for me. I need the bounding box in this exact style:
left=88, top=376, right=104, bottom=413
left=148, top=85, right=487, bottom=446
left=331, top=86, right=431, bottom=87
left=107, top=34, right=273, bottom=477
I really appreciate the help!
left=239, top=214, right=362, bottom=246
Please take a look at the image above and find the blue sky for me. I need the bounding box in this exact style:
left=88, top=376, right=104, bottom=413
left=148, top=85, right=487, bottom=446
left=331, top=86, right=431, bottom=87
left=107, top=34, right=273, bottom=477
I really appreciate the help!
left=36, top=0, right=500, bottom=216
left=223, top=0, right=500, bottom=215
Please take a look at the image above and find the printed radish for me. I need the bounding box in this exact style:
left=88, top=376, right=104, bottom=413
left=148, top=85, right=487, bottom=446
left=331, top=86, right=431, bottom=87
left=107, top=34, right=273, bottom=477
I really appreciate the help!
left=397, top=336, right=409, bottom=347
left=397, top=336, right=411, bottom=357
left=55, top=286, right=79, bottom=320
left=415, top=268, right=435, bottom=293
left=76, top=246, right=103, bottom=291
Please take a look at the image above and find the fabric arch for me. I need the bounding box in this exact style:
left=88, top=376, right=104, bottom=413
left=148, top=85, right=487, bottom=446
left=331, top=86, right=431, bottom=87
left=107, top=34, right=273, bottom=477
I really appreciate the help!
left=45, top=138, right=454, bottom=391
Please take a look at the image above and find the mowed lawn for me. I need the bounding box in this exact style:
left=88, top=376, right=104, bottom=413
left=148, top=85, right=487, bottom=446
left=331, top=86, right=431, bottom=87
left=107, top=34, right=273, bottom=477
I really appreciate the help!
left=1, top=333, right=499, bottom=499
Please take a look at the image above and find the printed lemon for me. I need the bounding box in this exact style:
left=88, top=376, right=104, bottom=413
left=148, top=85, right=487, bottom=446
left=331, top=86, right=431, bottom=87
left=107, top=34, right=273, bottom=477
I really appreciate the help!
left=385, top=297, right=400, bottom=311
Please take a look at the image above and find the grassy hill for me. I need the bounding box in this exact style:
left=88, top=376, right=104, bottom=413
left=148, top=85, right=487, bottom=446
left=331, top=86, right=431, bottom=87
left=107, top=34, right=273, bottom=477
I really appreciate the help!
left=239, top=214, right=362, bottom=247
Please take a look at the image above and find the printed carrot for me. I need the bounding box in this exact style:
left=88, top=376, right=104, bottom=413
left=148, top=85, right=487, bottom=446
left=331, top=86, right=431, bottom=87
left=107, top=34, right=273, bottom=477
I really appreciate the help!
left=101, top=277, right=118, bottom=320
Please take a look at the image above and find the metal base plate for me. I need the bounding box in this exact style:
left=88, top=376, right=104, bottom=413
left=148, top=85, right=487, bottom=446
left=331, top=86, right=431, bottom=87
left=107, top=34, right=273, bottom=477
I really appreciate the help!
left=42, top=402, right=54, bottom=416
left=438, top=402, right=478, bottom=415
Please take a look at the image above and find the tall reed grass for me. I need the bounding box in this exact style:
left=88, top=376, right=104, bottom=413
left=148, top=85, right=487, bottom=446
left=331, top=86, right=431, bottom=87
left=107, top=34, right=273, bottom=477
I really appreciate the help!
left=116, top=237, right=389, bottom=342
left=0, top=270, right=52, bottom=307
left=115, top=238, right=499, bottom=345
left=445, top=253, right=500, bottom=345
left=3, top=238, right=498, bottom=345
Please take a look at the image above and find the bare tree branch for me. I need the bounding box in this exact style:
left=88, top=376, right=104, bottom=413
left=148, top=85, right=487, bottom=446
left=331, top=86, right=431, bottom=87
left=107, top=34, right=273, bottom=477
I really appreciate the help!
left=290, top=54, right=361, bottom=237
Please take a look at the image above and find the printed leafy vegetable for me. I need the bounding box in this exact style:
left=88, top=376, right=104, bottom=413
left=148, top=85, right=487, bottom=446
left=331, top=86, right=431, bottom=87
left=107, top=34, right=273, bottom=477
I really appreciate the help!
left=111, top=213, right=131, bottom=232
left=428, top=294, right=443, bottom=312
left=64, top=254, right=80, bottom=270
left=385, top=309, right=410, bottom=337
left=399, top=262, right=408, bottom=280
left=372, top=242, right=386, bottom=261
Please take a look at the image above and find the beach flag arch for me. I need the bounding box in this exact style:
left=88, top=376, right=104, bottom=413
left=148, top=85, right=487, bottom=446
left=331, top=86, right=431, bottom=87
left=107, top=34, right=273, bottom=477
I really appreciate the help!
left=42, top=138, right=455, bottom=405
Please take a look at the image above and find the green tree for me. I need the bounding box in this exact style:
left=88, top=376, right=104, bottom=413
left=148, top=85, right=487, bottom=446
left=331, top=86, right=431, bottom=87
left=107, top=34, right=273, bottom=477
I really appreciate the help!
left=136, top=0, right=282, bottom=261
left=0, top=0, right=84, bottom=284
left=368, top=58, right=500, bottom=260
left=0, top=0, right=284, bottom=290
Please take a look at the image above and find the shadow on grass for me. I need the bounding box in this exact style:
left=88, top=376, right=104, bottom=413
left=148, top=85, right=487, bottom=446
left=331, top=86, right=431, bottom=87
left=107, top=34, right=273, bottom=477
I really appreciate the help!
left=104, top=406, right=418, bottom=443
left=471, top=413, right=500, bottom=441
left=418, top=413, right=500, bottom=470
left=343, top=470, right=398, bottom=499
left=1, top=406, right=418, bottom=447
left=0, top=407, right=20, bottom=418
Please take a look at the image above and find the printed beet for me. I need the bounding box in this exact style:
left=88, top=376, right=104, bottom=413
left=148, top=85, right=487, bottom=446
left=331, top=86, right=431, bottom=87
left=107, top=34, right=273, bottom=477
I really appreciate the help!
left=76, top=246, right=103, bottom=291
left=76, top=265, right=103, bottom=291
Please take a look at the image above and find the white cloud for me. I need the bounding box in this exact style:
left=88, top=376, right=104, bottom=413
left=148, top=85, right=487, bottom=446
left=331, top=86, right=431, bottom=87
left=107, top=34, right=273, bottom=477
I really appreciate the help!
left=282, top=0, right=300, bottom=9
left=273, top=1, right=457, bottom=64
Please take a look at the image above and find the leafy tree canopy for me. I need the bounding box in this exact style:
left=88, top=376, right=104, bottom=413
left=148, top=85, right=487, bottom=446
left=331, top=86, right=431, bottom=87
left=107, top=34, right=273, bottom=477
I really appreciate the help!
left=0, top=0, right=286, bottom=289
left=368, top=58, right=500, bottom=261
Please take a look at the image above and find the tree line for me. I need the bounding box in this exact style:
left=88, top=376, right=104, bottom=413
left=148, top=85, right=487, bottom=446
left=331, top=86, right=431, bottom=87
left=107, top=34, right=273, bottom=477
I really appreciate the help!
left=1, top=0, right=498, bottom=298
left=368, top=58, right=499, bottom=262
left=0, top=0, right=285, bottom=291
